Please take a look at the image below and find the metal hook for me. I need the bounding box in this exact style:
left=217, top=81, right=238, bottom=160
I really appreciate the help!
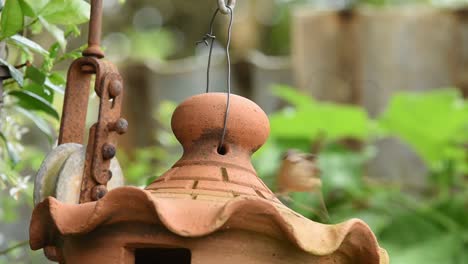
left=218, top=0, right=236, bottom=14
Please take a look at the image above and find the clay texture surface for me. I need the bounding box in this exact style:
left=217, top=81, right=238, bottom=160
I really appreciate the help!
left=30, top=93, right=388, bottom=263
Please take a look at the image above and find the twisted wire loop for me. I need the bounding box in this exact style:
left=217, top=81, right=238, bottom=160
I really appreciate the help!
left=196, top=8, right=219, bottom=94
left=196, top=5, right=234, bottom=154
left=218, top=0, right=236, bottom=14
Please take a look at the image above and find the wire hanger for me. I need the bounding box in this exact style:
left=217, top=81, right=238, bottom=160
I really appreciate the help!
left=197, top=0, right=235, bottom=153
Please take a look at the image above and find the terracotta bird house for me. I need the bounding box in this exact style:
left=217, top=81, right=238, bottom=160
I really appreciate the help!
left=30, top=93, right=388, bottom=264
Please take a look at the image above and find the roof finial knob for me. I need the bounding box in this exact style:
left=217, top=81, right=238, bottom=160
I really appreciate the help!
left=171, top=93, right=270, bottom=155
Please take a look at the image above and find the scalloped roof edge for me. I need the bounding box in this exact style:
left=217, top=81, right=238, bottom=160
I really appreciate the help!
left=30, top=186, right=389, bottom=263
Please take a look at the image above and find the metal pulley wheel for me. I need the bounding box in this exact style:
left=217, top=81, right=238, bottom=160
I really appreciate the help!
left=34, top=143, right=124, bottom=205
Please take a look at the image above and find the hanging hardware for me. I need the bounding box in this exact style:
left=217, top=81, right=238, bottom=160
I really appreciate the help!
left=197, top=5, right=234, bottom=154
left=58, top=0, right=127, bottom=203
left=82, top=0, right=104, bottom=58
left=217, top=0, right=236, bottom=15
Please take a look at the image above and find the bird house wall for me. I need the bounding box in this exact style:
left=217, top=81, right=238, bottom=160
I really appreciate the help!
left=58, top=223, right=350, bottom=264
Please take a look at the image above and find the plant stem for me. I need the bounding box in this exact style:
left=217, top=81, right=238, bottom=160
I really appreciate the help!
left=0, top=240, right=29, bottom=255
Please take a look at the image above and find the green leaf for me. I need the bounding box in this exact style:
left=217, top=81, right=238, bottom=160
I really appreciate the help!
left=0, top=132, right=20, bottom=165
left=387, top=234, right=463, bottom=264
left=10, top=35, right=48, bottom=55
left=0, top=0, right=24, bottom=38
left=18, top=0, right=35, bottom=17
left=272, top=84, right=315, bottom=109
left=40, top=0, right=90, bottom=25
left=319, top=147, right=369, bottom=197
left=7, top=89, right=59, bottom=119
left=433, top=196, right=468, bottom=227
left=0, top=57, right=24, bottom=86
left=29, top=18, right=43, bottom=34
left=65, top=24, right=80, bottom=37
left=25, top=65, right=46, bottom=84
left=270, top=103, right=370, bottom=142
left=14, top=106, right=53, bottom=141
left=22, top=0, right=48, bottom=15
left=44, top=77, right=64, bottom=94
left=59, top=49, right=82, bottom=61
left=378, top=89, right=468, bottom=168
left=379, top=208, right=447, bottom=248
left=24, top=82, right=53, bottom=103
left=48, top=72, right=65, bottom=85
left=47, top=42, right=60, bottom=59
left=270, top=86, right=370, bottom=142
left=39, top=16, right=65, bottom=50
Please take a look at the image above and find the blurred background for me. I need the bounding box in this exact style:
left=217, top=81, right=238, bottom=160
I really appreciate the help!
left=0, top=0, right=467, bottom=263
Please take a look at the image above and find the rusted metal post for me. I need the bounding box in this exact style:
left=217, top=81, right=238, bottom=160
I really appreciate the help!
left=82, top=0, right=104, bottom=58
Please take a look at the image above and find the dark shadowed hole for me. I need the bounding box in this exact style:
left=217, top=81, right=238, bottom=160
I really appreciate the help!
left=217, top=144, right=228, bottom=155
left=135, top=248, right=191, bottom=264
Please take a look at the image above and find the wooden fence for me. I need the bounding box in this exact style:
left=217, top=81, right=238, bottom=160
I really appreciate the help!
left=292, top=7, right=467, bottom=186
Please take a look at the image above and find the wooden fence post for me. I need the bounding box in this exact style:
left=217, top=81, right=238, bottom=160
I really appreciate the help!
left=292, top=7, right=459, bottom=187
left=292, top=9, right=360, bottom=104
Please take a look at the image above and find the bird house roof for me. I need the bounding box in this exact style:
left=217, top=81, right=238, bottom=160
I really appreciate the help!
left=30, top=93, right=388, bottom=263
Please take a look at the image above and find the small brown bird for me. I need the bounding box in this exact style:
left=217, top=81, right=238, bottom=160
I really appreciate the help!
left=276, top=149, right=329, bottom=222
left=276, top=149, right=321, bottom=194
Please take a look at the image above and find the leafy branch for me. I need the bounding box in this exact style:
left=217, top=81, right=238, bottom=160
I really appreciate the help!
left=0, top=0, right=90, bottom=167
left=0, top=241, right=29, bottom=256
left=0, top=3, right=90, bottom=261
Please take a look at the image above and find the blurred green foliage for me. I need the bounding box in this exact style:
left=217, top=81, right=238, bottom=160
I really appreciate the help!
left=0, top=0, right=90, bottom=167
left=127, top=29, right=175, bottom=61
left=119, top=101, right=180, bottom=187
left=0, top=0, right=89, bottom=193
left=255, top=85, right=468, bottom=264
left=269, top=85, right=372, bottom=141
left=0, top=0, right=90, bottom=262
left=380, top=89, right=467, bottom=169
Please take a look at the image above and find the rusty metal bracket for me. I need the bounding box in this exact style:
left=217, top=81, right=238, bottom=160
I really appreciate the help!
left=58, top=57, right=126, bottom=203
left=80, top=70, right=126, bottom=203
left=58, top=0, right=127, bottom=203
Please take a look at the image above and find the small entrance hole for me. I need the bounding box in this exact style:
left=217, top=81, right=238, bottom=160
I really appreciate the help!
left=135, top=248, right=191, bottom=264
left=217, top=144, right=228, bottom=155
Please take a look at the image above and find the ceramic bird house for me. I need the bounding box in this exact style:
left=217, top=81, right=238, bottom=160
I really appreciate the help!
left=30, top=93, right=388, bottom=264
